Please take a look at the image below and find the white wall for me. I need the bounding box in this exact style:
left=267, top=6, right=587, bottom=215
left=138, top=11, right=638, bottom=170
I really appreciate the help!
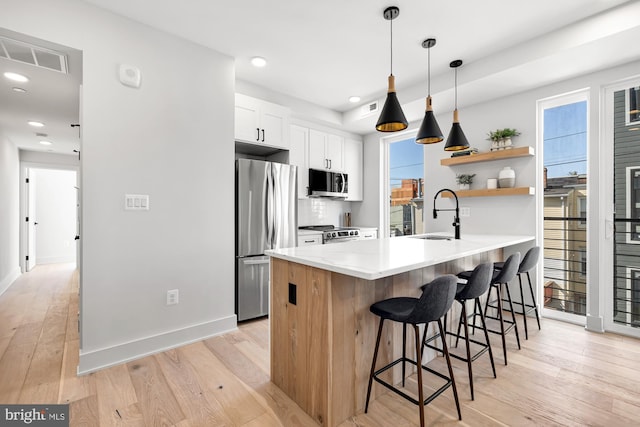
left=1, top=0, right=236, bottom=373
left=32, top=168, right=77, bottom=265
left=0, top=130, right=21, bottom=296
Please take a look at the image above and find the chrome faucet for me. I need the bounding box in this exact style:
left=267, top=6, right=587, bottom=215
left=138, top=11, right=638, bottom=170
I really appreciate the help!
left=433, top=188, right=460, bottom=240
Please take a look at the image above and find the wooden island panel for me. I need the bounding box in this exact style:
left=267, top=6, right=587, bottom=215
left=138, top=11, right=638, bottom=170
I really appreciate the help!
left=270, top=248, right=501, bottom=427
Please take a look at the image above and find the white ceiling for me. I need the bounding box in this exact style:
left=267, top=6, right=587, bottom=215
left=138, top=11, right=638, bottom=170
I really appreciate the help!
left=2, top=0, right=639, bottom=154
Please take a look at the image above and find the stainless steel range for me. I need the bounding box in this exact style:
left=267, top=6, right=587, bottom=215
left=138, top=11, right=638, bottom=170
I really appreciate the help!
left=299, top=225, right=362, bottom=244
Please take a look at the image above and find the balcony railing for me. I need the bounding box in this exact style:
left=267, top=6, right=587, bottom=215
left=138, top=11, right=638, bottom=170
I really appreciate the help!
left=543, top=216, right=587, bottom=315
left=613, top=218, right=640, bottom=328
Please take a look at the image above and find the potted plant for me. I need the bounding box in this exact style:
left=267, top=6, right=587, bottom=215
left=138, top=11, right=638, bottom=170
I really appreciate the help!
left=487, top=128, right=520, bottom=150
left=456, top=173, right=475, bottom=190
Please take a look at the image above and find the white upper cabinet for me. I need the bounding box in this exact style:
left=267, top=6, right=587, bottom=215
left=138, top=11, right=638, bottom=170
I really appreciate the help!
left=344, top=138, right=363, bottom=201
left=290, top=124, right=309, bottom=199
left=235, top=93, right=290, bottom=149
left=309, top=129, right=344, bottom=171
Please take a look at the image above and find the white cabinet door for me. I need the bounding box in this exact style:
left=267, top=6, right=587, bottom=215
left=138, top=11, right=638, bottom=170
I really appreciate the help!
left=235, top=94, right=290, bottom=149
left=326, top=134, right=344, bottom=171
left=344, top=138, right=363, bottom=201
left=290, top=125, right=309, bottom=199
left=235, top=94, right=261, bottom=143
left=261, top=103, right=289, bottom=149
left=308, top=129, right=328, bottom=170
left=308, top=129, right=344, bottom=171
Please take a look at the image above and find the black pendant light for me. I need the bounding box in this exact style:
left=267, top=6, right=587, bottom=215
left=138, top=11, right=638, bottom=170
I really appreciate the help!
left=444, top=59, right=470, bottom=151
left=416, top=38, right=443, bottom=144
left=376, top=6, right=408, bottom=132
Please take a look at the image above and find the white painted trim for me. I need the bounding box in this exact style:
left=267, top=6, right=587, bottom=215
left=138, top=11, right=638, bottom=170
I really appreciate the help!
left=0, top=266, right=21, bottom=297
left=586, top=314, right=604, bottom=333
left=78, top=315, right=237, bottom=375
left=36, top=256, right=76, bottom=265
left=537, top=88, right=590, bottom=328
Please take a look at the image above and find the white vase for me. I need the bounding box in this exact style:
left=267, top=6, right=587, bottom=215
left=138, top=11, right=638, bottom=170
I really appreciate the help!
left=458, top=183, right=470, bottom=190
left=498, top=167, right=516, bottom=188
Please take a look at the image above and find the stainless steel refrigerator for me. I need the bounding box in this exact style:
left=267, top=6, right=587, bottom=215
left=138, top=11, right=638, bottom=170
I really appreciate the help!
left=236, top=159, right=297, bottom=321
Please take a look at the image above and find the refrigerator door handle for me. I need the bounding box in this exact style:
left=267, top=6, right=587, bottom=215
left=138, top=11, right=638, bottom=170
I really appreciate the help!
left=265, top=164, right=274, bottom=248
left=243, top=258, right=270, bottom=265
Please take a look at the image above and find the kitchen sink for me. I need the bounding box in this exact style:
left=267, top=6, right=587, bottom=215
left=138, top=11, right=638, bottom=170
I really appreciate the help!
left=411, top=235, right=452, bottom=241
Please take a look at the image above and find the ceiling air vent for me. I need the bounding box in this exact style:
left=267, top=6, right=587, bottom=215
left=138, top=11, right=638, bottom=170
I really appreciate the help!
left=360, top=101, right=379, bottom=118
left=0, top=36, right=68, bottom=74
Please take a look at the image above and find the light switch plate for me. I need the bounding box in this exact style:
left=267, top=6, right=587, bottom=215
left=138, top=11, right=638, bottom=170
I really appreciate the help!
left=125, top=194, right=149, bottom=210
left=460, top=207, right=471, bottom=217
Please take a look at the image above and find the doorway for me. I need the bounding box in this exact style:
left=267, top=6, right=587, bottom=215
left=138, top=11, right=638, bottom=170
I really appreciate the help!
left=538, top=89, right=589, bottom=324
left=21, top=165, right=78, bottom=272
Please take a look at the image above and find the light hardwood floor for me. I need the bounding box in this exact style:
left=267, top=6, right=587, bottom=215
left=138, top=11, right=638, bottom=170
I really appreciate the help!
left=1, top=263, right=640, bottom=426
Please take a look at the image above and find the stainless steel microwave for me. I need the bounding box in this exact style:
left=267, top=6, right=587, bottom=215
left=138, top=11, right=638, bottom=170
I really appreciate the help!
left=308, top=169, right=348, bottom=199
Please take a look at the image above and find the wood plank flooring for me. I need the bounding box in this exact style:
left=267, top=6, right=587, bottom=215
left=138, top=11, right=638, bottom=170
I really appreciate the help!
left=1, top=263, right=640, bottom=426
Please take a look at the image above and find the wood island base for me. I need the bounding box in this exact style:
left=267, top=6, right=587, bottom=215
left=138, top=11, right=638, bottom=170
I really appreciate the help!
left=269, top=248, right=502, bottom=426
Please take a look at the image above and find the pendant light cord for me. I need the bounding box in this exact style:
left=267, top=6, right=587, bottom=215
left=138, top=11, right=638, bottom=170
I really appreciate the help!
left=454, top=67, right=458, bottom=110
left=390, top=16, right=393, bottom=76
left=427, top=46, right=431, bottom=96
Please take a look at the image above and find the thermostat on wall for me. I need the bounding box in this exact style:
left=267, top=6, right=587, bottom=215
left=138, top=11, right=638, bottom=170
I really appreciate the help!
left=119, top=64, right=141, bottom=88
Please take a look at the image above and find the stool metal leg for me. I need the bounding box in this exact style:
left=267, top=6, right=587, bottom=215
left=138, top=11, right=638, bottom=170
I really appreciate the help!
left=365, top=318, right=385, bottom=413
left=518, top=273, right=529, bottom=339
left=437, top=318, right=461, bottom=420
left=413, top=324, right=425, bottom=427
left=503, top=282, right=521, bottom=350
left=527, top=271, right=541, bottom=330
left=460, top=300, right=475, bottom=400
left=495, top=284, right=508, bottom=365
left=475, top=297, right=497, bottom=379
left=402, top=323, right=407, bottom=387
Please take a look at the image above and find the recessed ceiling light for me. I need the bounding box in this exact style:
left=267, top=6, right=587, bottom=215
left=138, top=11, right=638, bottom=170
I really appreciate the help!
left=349, top=96, right=361, bottom=103
left=251, top=56, right=267, bottom=68
left=3, top=72, right=29, bottom=83
left=28, top=121, right=45, bottom=127
left=39, top=140, right=52, bottom=146
left=12, top=87, right=27, bottom=93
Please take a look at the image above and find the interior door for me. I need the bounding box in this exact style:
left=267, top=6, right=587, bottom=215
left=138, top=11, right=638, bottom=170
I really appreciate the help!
left=26, top=168, right=36, bottom=271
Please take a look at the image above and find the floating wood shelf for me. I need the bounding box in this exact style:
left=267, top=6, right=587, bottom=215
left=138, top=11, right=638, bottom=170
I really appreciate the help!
left=440, top=146, right=534, bottom=166
left=440, top=187, right=535, bottom=198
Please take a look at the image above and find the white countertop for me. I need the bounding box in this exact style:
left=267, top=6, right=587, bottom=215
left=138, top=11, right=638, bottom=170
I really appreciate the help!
left=267, top=234, right=534, bottom=280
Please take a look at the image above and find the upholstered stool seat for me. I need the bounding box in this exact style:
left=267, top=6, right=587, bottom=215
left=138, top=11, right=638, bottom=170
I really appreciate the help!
left=424, top=262, right=497, bottom=400
left=365, top=275, right=462, bottom=426
left=494, top=246, right=541, bottom=339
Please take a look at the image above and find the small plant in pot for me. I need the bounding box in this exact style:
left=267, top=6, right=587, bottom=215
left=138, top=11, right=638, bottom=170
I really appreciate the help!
left=487, top=128, right=520, bottom=150
left=456, top=173, right=475, bottom=190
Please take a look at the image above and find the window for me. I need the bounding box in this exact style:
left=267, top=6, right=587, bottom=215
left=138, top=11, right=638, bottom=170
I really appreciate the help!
left=626, top=167, right=640, bottom=243
left=627, top=87, right=640, bottom=125
left=388, top=136, right=423, bottom=237
left=630, top=269, right=640, bottom=325
left=579, top=247, right=587, bottom=276
left=578, top=196, right=587, bottom=226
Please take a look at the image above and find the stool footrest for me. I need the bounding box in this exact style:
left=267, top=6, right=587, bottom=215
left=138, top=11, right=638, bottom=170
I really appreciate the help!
left=372, top=356, right=454, bottom=407
left=424, top=331, right=490, bottom=364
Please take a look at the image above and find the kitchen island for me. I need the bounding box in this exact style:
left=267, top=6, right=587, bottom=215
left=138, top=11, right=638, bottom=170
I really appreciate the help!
left=267, top=234, right=534, bottom=426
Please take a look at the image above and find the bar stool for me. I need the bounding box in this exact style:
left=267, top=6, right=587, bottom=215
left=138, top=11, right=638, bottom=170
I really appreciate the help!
left=424, top=262, right=496, bottom=401
left=482, top=252, right=521, bottom=365
left=365, top=275, right=461, bottom=426
left=494, top=246, right=541, bottom=339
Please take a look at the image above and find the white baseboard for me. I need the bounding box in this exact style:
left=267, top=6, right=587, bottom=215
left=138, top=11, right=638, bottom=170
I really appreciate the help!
left=77, top=315, right=237, bottom=375
left=0, top=266, right=21, bottom=297
left=36, top=255, right=75, bottom=265
left=586, top=314, right=604, bottom=333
